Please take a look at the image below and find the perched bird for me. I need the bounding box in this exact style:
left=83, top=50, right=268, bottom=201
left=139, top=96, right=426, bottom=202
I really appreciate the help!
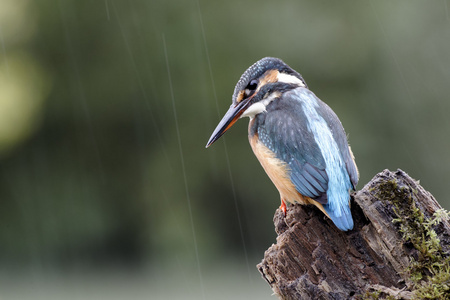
left=206, top=57, right=358, bottom=231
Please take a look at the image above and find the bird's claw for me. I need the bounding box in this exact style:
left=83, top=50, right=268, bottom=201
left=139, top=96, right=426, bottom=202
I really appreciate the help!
left=280, top=201, right=287, bottom=216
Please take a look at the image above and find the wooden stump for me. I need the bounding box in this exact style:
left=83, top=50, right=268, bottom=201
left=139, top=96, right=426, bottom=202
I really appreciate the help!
left=257, top=169, right=450, bottom=299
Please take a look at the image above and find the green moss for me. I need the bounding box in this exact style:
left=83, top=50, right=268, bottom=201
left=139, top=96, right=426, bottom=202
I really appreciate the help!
left=361, top=290, right=381, bottom=299
left=375, top=178, right=450, bottom=299
left=360, top=290, right=397, bottom=300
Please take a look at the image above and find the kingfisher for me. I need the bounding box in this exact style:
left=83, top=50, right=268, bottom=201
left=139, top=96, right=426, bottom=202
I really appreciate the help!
left=206, top=57, right=358, bottom=231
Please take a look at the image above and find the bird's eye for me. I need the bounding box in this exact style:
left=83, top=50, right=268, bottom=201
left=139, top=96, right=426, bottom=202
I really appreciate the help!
left=243, top=79, right=259, bottom=98
left=247, top=79, right=258, bottom=90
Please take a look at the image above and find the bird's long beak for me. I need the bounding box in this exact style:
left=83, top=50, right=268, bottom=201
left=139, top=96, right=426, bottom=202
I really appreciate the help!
left=205, top=100, right=250, bottom=148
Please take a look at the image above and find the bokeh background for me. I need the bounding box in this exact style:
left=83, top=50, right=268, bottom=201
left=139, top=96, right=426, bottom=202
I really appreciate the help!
left=1, top=0, right=450, bottom=299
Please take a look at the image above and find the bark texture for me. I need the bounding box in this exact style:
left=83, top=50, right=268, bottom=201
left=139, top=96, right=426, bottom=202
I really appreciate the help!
left=257, top=169, right=450, bottom=299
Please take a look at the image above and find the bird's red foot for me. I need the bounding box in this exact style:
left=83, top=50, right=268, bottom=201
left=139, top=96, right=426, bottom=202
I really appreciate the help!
left=279, top=200, right=287, bottom=216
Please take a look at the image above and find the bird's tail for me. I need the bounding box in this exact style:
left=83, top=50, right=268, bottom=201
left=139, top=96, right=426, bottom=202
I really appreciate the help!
left=323, top=204, right=354, bottom=231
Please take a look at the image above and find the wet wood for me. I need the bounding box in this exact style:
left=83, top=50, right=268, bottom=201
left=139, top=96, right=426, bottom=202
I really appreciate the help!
left=257, top=169, right=450, bottom=299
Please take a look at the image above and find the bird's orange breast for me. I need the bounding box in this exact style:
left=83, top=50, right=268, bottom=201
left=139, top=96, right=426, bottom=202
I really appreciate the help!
left=249, top=131, right=306, bottom=204
left=248, top=126, right=328, bottom=216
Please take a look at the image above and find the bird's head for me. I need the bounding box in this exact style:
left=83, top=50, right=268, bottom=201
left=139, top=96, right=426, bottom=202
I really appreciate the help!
left=206, top=57, right=307, bottom=148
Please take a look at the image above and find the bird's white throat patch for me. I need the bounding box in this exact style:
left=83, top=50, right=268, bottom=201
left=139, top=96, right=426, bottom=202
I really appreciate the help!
left=240, top=92, right=281, bottom=119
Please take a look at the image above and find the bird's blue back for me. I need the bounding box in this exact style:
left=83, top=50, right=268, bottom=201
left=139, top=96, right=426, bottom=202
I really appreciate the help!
left=251, top=87, right=358, bottom=230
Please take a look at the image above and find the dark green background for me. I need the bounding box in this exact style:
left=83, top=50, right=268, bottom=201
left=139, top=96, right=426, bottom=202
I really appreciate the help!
left=1, top=0, right=450, bottom=298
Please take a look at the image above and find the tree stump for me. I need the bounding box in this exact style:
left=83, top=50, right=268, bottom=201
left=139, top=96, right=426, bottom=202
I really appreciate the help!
left=257, top=169, right=450, bottom=299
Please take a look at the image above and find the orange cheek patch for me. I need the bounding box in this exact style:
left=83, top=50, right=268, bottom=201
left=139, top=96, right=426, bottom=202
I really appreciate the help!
left=260, top=70, right=279, bottom=86
left=236, top=90, right=245, bottom=103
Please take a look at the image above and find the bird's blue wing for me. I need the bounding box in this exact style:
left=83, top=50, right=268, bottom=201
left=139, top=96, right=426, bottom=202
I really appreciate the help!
left=311, top=92, right=359, bottom=189
left=256, top=96, right=330, bottom=204
left=253, top=87, right=357, bottom=231
left=256, top=88, right=358, bottom=205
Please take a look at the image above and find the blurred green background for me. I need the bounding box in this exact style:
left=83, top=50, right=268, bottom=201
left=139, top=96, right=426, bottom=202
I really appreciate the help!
left=1, top=0, right=450, bottom=299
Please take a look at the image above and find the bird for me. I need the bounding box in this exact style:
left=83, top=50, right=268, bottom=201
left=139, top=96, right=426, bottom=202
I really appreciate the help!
left=205, top=57, right=358, bottom=231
